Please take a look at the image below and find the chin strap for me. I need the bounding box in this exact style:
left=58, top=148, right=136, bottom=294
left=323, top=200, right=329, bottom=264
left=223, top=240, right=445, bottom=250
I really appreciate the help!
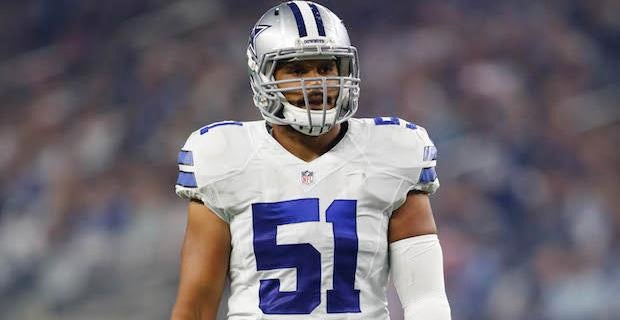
left=281, top=102, right=337, bottom=136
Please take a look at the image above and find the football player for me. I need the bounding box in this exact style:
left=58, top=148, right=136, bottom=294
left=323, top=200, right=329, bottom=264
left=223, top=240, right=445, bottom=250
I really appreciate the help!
left=171, top=1, right=451, bottom=319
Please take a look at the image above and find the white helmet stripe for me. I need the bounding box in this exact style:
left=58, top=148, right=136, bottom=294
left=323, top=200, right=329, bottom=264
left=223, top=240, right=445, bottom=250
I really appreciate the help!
left=296, top=1, right=320, bottom=37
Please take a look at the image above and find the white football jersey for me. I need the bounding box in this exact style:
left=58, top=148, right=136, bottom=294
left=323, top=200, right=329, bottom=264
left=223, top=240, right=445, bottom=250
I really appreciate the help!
left=175, top=117, right=439, bottom=320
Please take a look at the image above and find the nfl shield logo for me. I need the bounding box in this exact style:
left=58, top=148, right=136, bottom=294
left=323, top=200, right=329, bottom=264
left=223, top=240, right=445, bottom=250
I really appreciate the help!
left=301, top=170, right=314, bottom=185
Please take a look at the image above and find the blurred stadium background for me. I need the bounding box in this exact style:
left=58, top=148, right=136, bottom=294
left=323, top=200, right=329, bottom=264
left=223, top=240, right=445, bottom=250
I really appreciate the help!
left=0, top=0, right=619, bottom=319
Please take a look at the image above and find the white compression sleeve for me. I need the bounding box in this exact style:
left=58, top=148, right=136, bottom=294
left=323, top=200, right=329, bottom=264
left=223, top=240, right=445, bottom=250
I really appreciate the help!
left=389, top=234, right=451, bottom=320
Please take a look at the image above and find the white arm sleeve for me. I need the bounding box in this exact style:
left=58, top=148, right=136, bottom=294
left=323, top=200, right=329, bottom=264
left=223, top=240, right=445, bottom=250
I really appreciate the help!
left=390, top=234, right=451, bottom=320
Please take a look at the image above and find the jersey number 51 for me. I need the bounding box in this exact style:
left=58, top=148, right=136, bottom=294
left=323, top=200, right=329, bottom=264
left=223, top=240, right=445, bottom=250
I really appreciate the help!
left=252, top=198, right=360, bottom=314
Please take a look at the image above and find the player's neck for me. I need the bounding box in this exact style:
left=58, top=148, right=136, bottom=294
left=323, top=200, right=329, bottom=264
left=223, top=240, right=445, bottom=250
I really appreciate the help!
left=271, top=124, right=343, bottom=162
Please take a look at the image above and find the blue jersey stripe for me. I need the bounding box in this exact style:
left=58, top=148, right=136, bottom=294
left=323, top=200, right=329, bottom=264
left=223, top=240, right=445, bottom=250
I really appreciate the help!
left=178, top=150, right=194, bottom=166
left=287, top=2, right=308, bottom=37
left=308, top=3, right=326, bottom=36
left=374, top=116, right=400, bottom=125
left=177, top=171, right=198, bottom=188
left=419, top=167, right=437, bottom=184
left=199, top=121, right=243, bottom=134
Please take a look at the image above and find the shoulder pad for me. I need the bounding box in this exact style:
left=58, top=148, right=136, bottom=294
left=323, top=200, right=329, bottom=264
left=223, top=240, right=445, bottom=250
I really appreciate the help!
left=364, top=117, right=439, bottom=194
left=179, top=121, right=253, bottom=186
left=175, top=121, right=255, bottom=221
left=366, top=117, right=436, bottom=169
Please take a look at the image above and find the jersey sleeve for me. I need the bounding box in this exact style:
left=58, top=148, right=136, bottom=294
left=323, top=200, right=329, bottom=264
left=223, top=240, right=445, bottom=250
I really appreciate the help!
left=175, top=124, right=248, bottom=223
left=174, top=131, right=226, bottom=222
left=368, top=117, right=440, bottom=211
left=404, top=125, right=440, bottom=195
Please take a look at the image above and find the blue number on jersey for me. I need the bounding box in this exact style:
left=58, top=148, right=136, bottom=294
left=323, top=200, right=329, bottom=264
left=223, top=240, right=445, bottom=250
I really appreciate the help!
left=326, top=200, right=361, bottom=313
left=374, top=116, right=417, bottom=129
left=252, top=199, right=361, bottom=314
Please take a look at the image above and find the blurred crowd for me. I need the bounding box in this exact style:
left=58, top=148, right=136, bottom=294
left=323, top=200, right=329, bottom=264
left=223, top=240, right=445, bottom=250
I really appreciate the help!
left=0, top=0, right=618, bottom=319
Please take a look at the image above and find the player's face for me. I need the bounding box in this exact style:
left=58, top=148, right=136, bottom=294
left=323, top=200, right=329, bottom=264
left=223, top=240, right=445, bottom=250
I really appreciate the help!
left=274, top=59, right=339, bottom=110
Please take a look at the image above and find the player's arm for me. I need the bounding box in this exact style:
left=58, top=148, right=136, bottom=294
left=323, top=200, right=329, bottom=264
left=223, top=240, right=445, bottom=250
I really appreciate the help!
left=388, top=191, right=451, bottom=320
left=388, top=191, right=437, bottom=242
left=170, top=200, right=231, bottom=320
